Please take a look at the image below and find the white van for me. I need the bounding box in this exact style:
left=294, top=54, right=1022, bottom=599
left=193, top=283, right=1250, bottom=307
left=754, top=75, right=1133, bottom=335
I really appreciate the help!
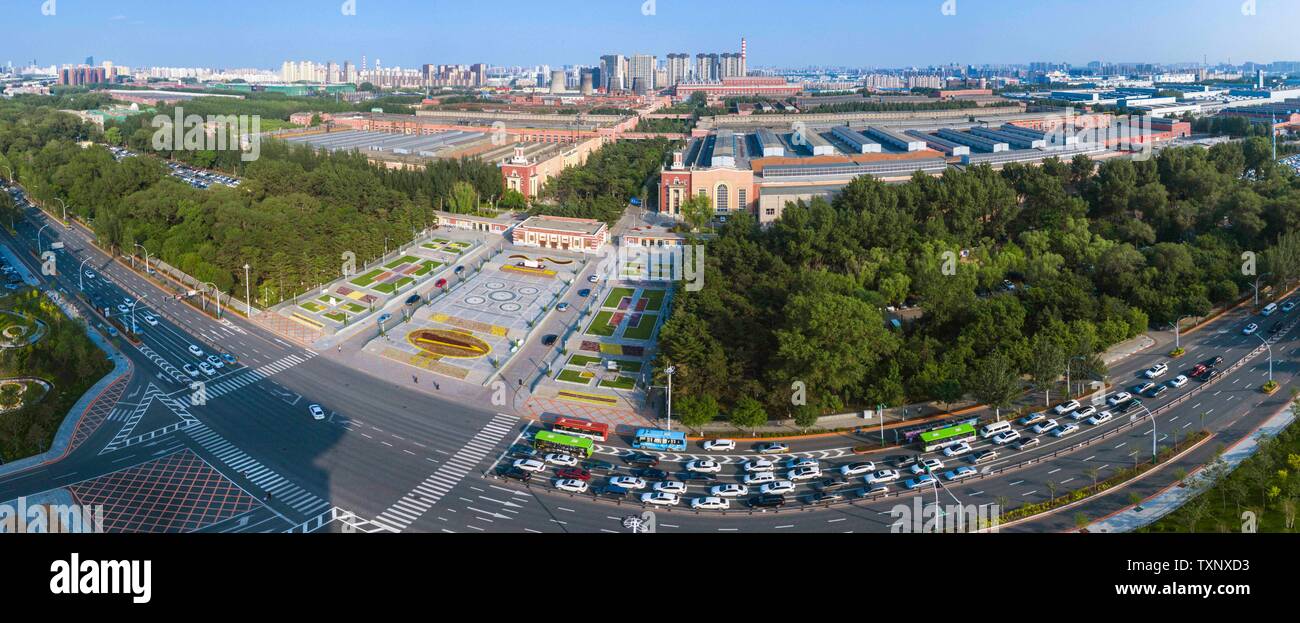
left=979, top=420, right=1013, bottom=439
left=1262, top=302, right=1278, bottom=316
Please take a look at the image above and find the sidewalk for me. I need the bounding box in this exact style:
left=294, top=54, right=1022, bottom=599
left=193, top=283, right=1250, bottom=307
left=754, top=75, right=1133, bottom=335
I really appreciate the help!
left=1082, top=403, right=1296, bottom=533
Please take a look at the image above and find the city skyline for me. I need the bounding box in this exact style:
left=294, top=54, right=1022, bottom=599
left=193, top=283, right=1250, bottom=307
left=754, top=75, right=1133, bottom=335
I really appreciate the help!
left=3, top=0, right=1299, bottom=71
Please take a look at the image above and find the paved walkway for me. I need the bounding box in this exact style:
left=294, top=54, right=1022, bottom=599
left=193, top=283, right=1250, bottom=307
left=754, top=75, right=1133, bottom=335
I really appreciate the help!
left=1083, top=402, right=1297, bottom=533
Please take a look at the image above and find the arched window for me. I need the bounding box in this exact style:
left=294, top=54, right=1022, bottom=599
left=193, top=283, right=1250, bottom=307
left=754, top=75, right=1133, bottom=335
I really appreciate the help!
left=715, top=184, right=730, bottom=212
left=737, top=188, right=747, bottom=211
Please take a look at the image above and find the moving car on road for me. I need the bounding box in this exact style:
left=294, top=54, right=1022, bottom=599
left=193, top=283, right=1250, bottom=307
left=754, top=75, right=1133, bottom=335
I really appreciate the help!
left=760, top=480, right=796, bottom=495
left=691, top=496, right=729, bottom=510
left=1169, top=375, right=1189, bottom=388
left=1031, top=419, right=1060, bottom=434
left=992, top=430, right=1021, bottom=445
left=943, top=442, right=973, bottom=457
left=188, top=344, right=205, bottom=358
left=710, top=484, right=749, bottom=498
left=944, top=466, right=977, bottom=481
left=702, top=438, right=735, bottom=451
left=308, top=404, right=325, bottom=420
left=1052, top=400, right=1080, bottom=416
left=1051, top=423, right=1080, bottom=438
left=1107, top=391, right=1132, bottom=406
left=554, top=479, right=588, bottom=494
left=1243, top=323, right=1259, bottom=335
left=903, top=474, right=937, bottom=490
left=513, top=459, right=546, bottom=473
left=866, top=469, right=901, bottom=484
left=840, top=461, right=876, bottom=476
left=641, top=491, right=680, bottom=506
left=748, top=494, right=786, bottom=508
left=756, top=442, right=790, bottom=454
left=685, top=460, right=722, bottom=473
left=610, top=476, right=647, bottom=490
left=1085, top=411, right=1113, bottom=425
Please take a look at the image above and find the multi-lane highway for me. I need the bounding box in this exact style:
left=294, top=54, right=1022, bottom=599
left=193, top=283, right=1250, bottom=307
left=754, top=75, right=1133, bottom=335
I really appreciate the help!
left=0, top=179, right=1294, bottom=533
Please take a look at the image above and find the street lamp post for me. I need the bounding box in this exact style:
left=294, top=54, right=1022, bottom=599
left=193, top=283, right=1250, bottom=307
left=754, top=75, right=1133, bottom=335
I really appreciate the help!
left=36, top=223, right=50, bottom=253
left=54, top=197, right=68, bottom=226
left=1174, top=314, right=1195, bottom=349
left=128, top=296, right=145, bottom=334
left=1255, top=333, right=1273, bottom=382
left=243, top=264, right=252, bottom=315
left=664, top=366, right=676, bottom=431
left=1066, top=355, right=1087, bottom=399
left=134, top=243, right=151, bottom=274
left=78, top=257, right=91, bottom=290
left=1253, top=273, right=1273, bottom=307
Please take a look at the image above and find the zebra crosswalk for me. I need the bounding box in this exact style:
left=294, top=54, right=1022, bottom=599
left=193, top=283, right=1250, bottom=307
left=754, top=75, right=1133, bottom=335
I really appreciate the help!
left=371, top=413, right=518, bottom=533
left=137, top=344, right=189, bottom=384
left=185, top=423, right=331, bottom=516
left=180, top=353, right=312, bottom=407
left=99, top=385, right=198, bottom=454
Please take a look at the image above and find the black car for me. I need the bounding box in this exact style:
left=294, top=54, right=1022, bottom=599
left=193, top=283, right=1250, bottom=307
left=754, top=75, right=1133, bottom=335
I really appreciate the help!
left=593, top=484, right=629, bottom=499
left=509, top=444, right=537, bottom=458
left=541, top=334, right=559, bottom=347
left=633, top=467, right=668, bottom=480
left=678, top=471, right=718, bottom=483
left=1270, top=322, right=1285, bottom=334
left=749, top=494, right=786, bottom=509
left=581, top=459, right=615, bottom=472
left=1203, top=356, right=1223, bottom=367
left=499, top=466, right=532, bottom=482
left=893, top=455, right=921, bottom=469
left=807, top=491, right=845, bottom=505
left=1202, top=369, right=1221, bottom=382
left=624, top=453, right=660, bottom=467
left=814, top=477, right=852, bottom=492
left=1116, top=398, right=1143, bottom=414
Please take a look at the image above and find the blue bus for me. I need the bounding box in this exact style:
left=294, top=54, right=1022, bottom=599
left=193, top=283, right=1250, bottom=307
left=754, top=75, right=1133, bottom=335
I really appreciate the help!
left=632, top=428, right=687, bottom=452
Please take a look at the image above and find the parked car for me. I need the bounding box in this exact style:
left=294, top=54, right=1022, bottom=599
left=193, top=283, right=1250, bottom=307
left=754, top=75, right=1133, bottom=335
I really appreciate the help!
left=702, top=439, right=735, bottom=451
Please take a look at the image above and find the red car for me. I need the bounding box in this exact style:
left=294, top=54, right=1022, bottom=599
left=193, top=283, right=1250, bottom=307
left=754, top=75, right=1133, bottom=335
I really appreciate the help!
left=555, top=467, right=591, bottom=481
left=435, top=278, right=448, bottom=288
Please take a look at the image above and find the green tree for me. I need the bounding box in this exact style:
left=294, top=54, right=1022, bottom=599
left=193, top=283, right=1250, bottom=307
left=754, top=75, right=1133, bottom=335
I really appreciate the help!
left=674, top=394, right=718, bottom=429
left=729, top=396, right=767, bottom=435
left=680, top=193, right=713, bottom=232
left=966, top=350, right=1022, bottom=421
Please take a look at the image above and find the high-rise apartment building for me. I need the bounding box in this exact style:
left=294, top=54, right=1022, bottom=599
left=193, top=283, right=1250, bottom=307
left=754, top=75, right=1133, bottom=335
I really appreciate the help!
left=600, top=54, right=626, bottom=92
left=666, top=53, right=691, bottom=86
left=628, top=54, right=656, bottom=92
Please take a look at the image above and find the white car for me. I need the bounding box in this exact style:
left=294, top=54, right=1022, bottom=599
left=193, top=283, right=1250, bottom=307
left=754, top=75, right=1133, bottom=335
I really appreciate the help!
left=760, top=480, right=796, bottom=495
left=742, top=459, right=775, bottom=473
left=1051, top=423, right=1080, bottom=438
left=864, top=484, right=890, bottom=496
left=116, top=304, right=130, bottom=315
left=691, top=496, right=729, bottom=510
left=1052, top=400, right=1081, bottom=415
left=787, top=466, right=822, bottom=481
left=554, top=479, right=588, bottom=494
left=903, top=475, right=937, bottom=490
left=513, top=458, right=546, bottom=473
left=943, top=442, right=973, bottom=457
left=182, top=364, right=200, bottom=378
left=142, top=313, right=159, bottom=327
left=1086, top=411, right=1114, bottom=426
left=1169, top=375, right=1189, bottom=388
left=786, top=457, right=820, bottom=470
left=653, top=480, right=688, bottom=495
left=992, top=430, right=1021, bottom=445
left=866, top=469, right=901, bottom=484
left=1107, top=392, right=1132, bottom=406
left=685, top=460, right=722, bottom=473
left=1242, top=323, right=1259, bottom=335
left=1068, top=406, right=1097, bottom=420
left=308, top=404, right=325, bottom=420
left=641, top=491, right=680, bottom=506
left=198, top=362, right=216, bottom=377
left=1144, top=363, right=1169, bottom=379
left=206, top=355, right=225, bottom=369
left=710, top=484, right=749, bottom=498
left=743, top=471, right=777, bottom=486
left=188, top=345, right=205, bottom=358
left=702, top=439, right=735, bottom=451
left=84, top=270, right=95, bottom=280
left=909, top=458, right=944, bottom=474
left=840, top=461, right=876, bottom=476
left=610, top=476, right=647, bottom=490
left=544, top=453, right=579, bottom=467
left=944, top=467, right=978, bottom=482
left=1031, top=419, right=1060, bottom=434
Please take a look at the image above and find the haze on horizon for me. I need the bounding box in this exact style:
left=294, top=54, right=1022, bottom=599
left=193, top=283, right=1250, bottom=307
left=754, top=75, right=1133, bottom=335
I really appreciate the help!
left=2, top=0, right=1297, bottom=70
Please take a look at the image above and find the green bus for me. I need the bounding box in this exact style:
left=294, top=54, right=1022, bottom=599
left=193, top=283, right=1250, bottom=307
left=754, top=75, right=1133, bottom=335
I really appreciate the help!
left=532, top=430, right=595, bottom=458
left=918, top=423, right=977, bottom=452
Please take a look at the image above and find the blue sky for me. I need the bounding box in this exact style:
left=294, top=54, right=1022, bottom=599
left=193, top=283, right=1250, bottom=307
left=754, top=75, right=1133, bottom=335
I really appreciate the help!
left=2, top=0, right=1297, bottom=69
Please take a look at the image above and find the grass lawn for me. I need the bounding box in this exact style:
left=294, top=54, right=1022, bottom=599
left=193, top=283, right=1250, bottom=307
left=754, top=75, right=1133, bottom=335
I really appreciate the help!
left=323, top=311, right=348, bottom=323
left=413, top=260, right=442, bottom=277
left=585, top=311, right=617, bottom=337
left=343, top=303, right=367, bottom=314
left=394, top=277, right=415, bottom=289
left=299, top=301, right=325, bottom=313
left=556, top=369, right=592, bottom=385
left=350, top=269, right=383, bottom=287
left=385, top=255, right=419, bottom=269
left=611, top=359, right=643, bottom=373
left=599, top=375, right=637, bottom=390
left=602, top=287, right=636, bottom=309
left=568, top=355, right=602, bottom=367
left=622, top=315, right=658, bottom=340
left=373, top=282, right=397, bottom=295
left=642, top=289, right=666, bottom=312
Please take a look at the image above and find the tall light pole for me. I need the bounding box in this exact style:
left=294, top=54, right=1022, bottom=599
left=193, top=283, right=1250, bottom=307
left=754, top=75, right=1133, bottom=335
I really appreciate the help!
left=78, top=257, right=92, bottom=290
left=128, top=296, right=146, bottom=334
left=1254, top=273, right=1272, bottom=306
left=36, top=223, right=51, bottom=253
left=134, top=243, right=151, bottom=274
left=1255, top=333, right=1273, bottom=382
left=53, top=197, right=68, bottom=226
left=1174, top=315, right=1195, bottom=349
left=1066, top=355, right=1087, bottom=399
left=664, top=366, right=676, bottom=431
left=243, top=264, right=252, bottom=315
